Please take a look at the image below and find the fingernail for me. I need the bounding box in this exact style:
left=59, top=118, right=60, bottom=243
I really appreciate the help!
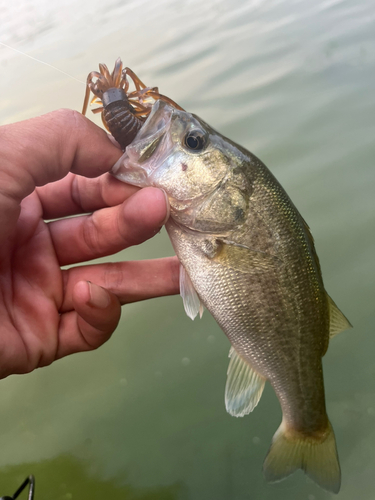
left=107, top=133, right=122, bottom=149
left=87, top=281, right=111, bottom=309
left=160, top=189, right=170, bottom=226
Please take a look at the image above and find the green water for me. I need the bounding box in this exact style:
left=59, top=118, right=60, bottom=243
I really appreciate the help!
left=1, top=0, right=374, bottom=498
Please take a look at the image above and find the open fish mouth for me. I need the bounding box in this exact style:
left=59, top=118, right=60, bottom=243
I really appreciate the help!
left=111, top=100, right=175, bottom=187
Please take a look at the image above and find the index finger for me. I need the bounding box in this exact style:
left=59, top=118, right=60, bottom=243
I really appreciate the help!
left=36, top=172, right=139, bottom=219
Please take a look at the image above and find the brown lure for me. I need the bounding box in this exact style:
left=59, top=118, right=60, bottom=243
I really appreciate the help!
left=82, top=58, right=184, bottom=150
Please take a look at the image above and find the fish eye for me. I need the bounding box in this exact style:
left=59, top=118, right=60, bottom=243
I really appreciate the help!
left=184, top=130, right=206, bottom=151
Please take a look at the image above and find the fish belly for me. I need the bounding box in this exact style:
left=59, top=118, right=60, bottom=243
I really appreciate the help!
left=166, top=219, right=329, bottom=433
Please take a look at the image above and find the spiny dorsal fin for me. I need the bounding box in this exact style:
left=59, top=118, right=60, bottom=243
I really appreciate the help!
left=179, top=264, right=204, bottom=320
left=328, top=294, right=352, bottom=338
left=225, top=347, right=266, bottom=417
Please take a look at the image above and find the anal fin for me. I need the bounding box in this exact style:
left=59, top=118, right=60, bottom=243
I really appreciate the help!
left=328, top=294, right=352, bottom=338
left=225, top=347, right=266, bottom=417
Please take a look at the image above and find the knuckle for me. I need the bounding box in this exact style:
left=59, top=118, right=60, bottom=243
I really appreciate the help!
left=103, top=262, right=127, bottom=292
left=116, top=206, right=136, bottom=247
left=77, top=328, right=99, bottom=351
left=70, top=174, right=82, bottom=209
left=77, top=316, right=118, bottom=351
left=81, top=213, right=103, bottom=255
left=70, top=174, right=93, bottom=212
left=52, top=109, right=89, bottom=150
left=53, top=108, right=85, bottom=127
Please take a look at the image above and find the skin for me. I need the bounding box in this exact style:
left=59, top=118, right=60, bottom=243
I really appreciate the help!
left=0, top=108, right=179, bottom=380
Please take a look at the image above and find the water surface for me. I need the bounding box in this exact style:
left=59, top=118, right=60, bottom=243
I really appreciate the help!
left=0, top=0, right=374, bottom=498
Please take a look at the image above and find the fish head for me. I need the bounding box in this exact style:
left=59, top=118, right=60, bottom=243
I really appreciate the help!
left=112, top=100, right=251, bottom=231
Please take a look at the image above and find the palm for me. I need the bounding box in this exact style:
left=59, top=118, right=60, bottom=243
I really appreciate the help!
left=1, top=191, right=62, bottom=376
left=0, top=110, right=179, bottom=379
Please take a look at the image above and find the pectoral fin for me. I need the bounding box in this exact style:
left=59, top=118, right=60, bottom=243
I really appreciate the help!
left=179, top=264, right=204, bottom=320
left=212, top=240, right=280, bottom=274
left=328, top=294, right=352, bottom=338
left=225, top=347, right=266, bottom=417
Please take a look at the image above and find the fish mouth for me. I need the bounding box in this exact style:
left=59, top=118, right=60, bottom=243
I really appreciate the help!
left=111, top=100, right=175, bottom=187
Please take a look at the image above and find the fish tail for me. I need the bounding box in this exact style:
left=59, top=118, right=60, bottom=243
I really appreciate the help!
left=263, top=420, right=341, bottom=494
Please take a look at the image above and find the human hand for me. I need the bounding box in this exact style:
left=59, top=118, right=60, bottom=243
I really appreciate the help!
left=0, top=109, right=179, bottom=379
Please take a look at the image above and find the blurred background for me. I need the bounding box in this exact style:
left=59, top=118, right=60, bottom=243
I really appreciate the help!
left=0, top=0, right=374, bottom=498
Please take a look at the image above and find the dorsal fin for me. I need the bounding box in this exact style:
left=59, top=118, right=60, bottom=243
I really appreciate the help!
left=328, top=294, right=352, bottom=338
left=179, top=264, right=204, bottom=320
left=225, top=347, right=266, bottom=417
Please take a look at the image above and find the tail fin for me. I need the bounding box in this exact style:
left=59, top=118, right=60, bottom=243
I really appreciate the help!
left=263, top=421, right=341, bottom=494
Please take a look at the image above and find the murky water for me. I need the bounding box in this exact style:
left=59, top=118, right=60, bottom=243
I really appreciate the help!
left=1, top=0, right=374, bottom=498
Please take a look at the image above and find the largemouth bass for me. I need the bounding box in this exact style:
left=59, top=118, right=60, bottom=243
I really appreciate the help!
left=111, top=100, right=351, bottom=493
